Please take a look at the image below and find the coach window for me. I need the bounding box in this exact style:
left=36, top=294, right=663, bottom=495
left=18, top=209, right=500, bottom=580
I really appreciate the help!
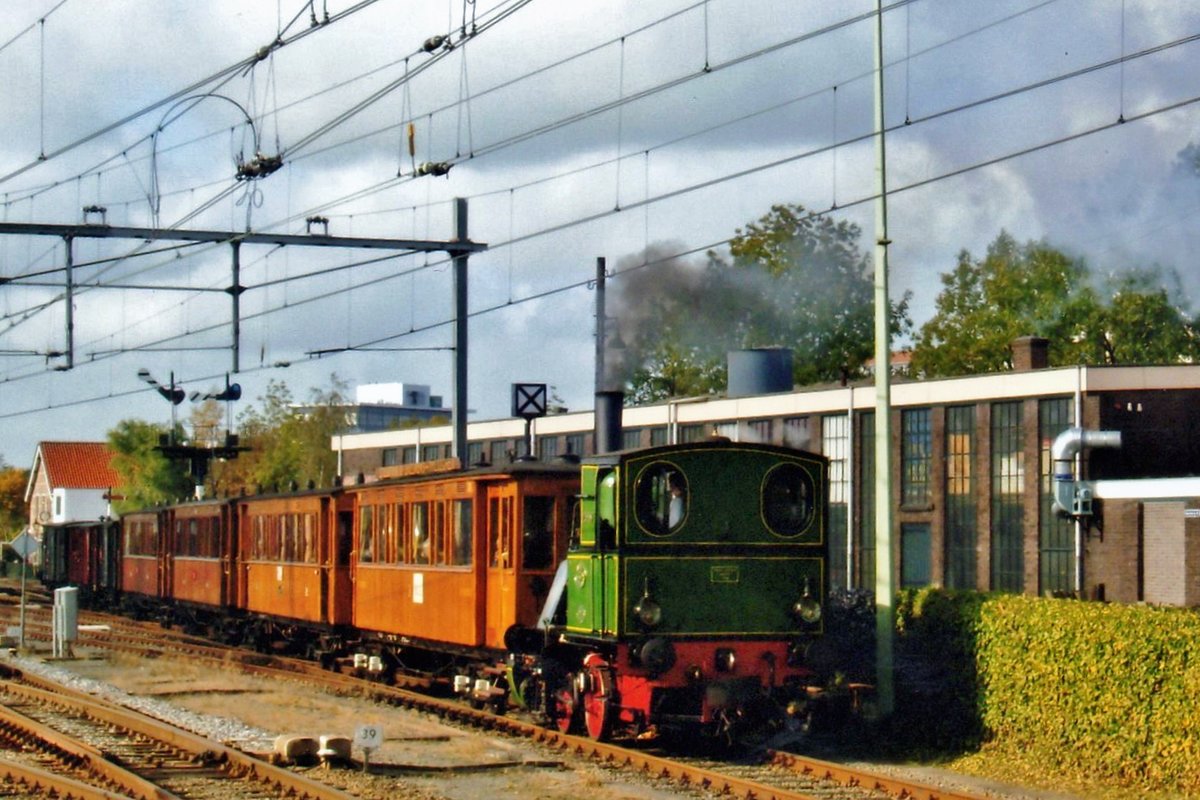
left=380, top=504, right=396, bottom=563
left=359, top=505, right=374, bottom=563
left=411, top=502, right=430, bottom=564
left=452, top=499, right=473, bottom=565
left=635, top=462, right=687, bottom=536
left=303, top=514, right=316, bottom=563
left=252, top=516, right=265, bottom=560
left=490, top=495, right=514, bottom=568
left=762, top=463, right=815, bottom=537
left=523, top=497, right=555, bottom=570
left=429, top=502, right=447, bottom=564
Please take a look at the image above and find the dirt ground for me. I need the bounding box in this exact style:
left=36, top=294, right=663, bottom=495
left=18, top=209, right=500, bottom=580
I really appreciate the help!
left=27, top=647, right=1115, bottom=800
left=32, top=650, right=711, bottom=800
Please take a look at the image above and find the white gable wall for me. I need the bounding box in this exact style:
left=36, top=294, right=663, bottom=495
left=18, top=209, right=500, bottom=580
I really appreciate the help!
left=50, top=488, right=110, bottom=524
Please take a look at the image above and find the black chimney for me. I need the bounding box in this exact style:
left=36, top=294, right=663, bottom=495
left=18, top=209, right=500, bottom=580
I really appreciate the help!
left=594, top=391, right=624, bottom=454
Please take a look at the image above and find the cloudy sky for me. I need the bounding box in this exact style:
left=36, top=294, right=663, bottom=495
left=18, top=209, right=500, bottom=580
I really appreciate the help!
left=1, top=0, right=1198, bottom=465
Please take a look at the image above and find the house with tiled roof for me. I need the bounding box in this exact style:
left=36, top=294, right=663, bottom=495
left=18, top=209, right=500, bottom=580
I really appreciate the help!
left=24, top=442, right=120, bottom=540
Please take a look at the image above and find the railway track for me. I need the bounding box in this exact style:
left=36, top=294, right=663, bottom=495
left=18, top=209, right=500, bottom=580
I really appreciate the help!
left=0, top=596, right=991, bottom=800
left=0, top=662, right=354, bottom=799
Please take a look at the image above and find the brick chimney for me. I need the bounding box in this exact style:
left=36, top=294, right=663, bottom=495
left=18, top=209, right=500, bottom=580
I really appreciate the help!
left=1011, top=336, right=1050, bottom=371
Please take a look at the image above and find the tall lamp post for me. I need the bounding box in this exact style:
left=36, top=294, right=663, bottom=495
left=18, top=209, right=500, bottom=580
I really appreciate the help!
left=872, top=0, right=896, bottom=717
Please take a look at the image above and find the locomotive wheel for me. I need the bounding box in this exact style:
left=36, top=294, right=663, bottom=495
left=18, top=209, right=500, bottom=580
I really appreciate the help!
left=552, top=679, right=579, bottom=734
left=582, top=666, right=614, bottom=741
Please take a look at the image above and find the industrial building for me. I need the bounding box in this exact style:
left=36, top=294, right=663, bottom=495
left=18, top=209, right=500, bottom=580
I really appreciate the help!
left=332, top=339, right=1200, bottom=605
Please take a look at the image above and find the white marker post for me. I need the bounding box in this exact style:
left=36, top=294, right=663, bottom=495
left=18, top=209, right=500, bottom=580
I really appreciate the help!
left=354, top=724, right=383, bottom=773
left=9, top=531, right=38, bottom=651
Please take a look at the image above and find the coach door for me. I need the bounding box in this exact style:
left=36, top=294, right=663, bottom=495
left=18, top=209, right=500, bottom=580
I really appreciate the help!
left=484, top=483, right=518, bottom=648
left=327, top=500, right=354, bottom=627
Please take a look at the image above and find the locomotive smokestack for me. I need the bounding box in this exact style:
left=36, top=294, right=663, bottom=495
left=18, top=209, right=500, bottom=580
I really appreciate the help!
left=595, top=390, right=624, bottom=454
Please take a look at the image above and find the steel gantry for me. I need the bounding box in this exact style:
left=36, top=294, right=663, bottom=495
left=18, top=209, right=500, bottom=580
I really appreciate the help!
left=0, top=199, right=484, bottom=460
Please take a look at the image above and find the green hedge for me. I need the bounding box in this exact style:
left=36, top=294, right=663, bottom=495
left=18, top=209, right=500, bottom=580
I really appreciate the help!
left=889, top=589, right=1200, bottom=794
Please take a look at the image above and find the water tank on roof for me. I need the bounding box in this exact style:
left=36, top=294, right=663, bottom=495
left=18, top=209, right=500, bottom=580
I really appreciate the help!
left=727, top=349, right=793, bottom=398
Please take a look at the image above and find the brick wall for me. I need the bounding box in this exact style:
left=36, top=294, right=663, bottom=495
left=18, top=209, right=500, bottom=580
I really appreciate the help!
left=1143, top=501, right=1185, bottom=605
left=1086, top=499, right=1141, bottom=602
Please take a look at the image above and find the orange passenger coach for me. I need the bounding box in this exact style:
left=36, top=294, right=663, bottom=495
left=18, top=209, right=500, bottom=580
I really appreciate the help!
left=347, top=460, right=578, bottom=664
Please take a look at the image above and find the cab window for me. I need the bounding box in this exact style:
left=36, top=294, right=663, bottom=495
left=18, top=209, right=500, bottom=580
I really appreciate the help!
left=762, top=463, right=816, bottom=537
left=635, top=462, right=687, bottom=536
left=596, top=470, right=618, bottom=547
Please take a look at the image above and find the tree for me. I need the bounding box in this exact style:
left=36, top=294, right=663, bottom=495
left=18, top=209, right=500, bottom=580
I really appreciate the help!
left=1078, top=268, right=1200, bottom=366
left=910, top=232, right=1200, bottom=377
left=0, top=466, right=29, bottom=536
left=216, top=375, right=349, bottom=495
left=618, top=205, right=911, bottom=402
left=107, top=419, right=193, bottom=512
left=189, top=399, right=225, bottom=449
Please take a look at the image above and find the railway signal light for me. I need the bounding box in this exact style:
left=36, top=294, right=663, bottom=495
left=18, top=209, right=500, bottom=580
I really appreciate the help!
left=137, top=368, right=184, bottom=405
left=190, top=373, right=242, bottom=403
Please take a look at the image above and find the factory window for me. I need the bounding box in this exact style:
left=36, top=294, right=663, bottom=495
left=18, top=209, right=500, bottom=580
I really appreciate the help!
left=678, top=424, right=706, bottom=443
left=901, top=408, right=932, bottom=507
left=1039, top=398, right=1074, bottom=595
left=381, top=448, right=398, bottom=467
left=747, top=419, right=773, bottom=444
left=822, top=414, right=850, bottom=589
left=623, top=428, right=643, bottom=450
left=945, top=405, right=977, bottom=590
left=859, top=412, right=875, bottom=590
left=402, top=446, right=417, bottom=464
left=565, top=433, right=586, bottom=456
left=421, top=444, right=442, bottom=462
left=468, top=442, right=484, bottom=466
left=783, top=417, right=811, bottom=449
left=712, top=421, right=737, bottom=440
left=538, top=436, right=558, bottom=460
left=490, top=440, right=509, bottom=465
left=650, top=426, right=668, bottom=447
left=991, top=402, right=1024, bottom=592
left=762, top=463, right=815, bottom=537
left=901, top=523, right=932, bottom=587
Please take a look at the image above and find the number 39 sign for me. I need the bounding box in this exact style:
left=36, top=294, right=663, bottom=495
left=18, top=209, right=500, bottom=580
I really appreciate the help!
left=354, top=723, right=383, bottom=772
left=354, top=724, right=383, bottom=750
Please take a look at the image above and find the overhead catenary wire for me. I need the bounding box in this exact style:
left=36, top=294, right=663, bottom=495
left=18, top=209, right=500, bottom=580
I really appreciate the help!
left=0, top=0, right=388, bottom=187
left=0, top=0, right=69, bottom=58
left=3, top=84, right=1196, bottom=409
left=0, top=1, right=1190, bottom=407
left=4, top=15, right=1195, bottom=362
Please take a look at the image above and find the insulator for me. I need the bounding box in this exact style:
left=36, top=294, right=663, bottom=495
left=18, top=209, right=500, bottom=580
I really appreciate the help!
left=416, top=161, right=451, bottom=177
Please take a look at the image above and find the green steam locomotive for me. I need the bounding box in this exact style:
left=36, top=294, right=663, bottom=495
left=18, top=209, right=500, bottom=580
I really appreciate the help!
left=511, top=438, right=830, bottom=743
